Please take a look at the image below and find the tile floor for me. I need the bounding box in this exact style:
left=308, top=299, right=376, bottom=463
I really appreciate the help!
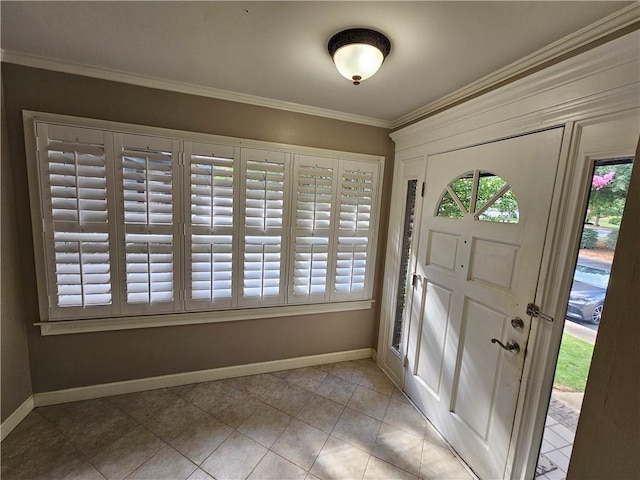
left=1, top=359, right=474, bottom=480
left=535, top=396, right=578, bottom=480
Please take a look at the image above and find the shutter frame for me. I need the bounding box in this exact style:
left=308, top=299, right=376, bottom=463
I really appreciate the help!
left=36, top=123, right=117, bottom=320
left=332, top=159, right=379, bottom=301
left=239, top=148, right=290, bottom=307
left=185, top=141, right=237, bottom=310
left=114, top=133, right=182, bottom=315
left=288, top=155, right=338, bottom=304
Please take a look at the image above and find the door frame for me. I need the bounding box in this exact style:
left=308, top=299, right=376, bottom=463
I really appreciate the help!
left=377, top=31, right=639, bottom=479
left=510, top=111, right=639, bottom=479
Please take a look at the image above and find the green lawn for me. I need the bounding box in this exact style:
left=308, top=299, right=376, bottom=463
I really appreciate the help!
left=553, top=333, right=595, bottom=392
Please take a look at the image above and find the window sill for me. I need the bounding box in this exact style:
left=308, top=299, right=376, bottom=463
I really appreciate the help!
left=35, top=300, right=375, bottom=336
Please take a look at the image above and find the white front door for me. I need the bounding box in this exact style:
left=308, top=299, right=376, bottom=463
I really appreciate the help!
left=404, top=129, right=564, bottom=479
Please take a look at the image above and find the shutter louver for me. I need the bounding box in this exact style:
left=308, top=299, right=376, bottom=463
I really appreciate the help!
left=241, top=149, right=288, bottom=306
left=186, top=142, right=235, bottom=309
left=290, top=156, right=336, bottom=303
left=37, top=124, right=115, bottom=319
left=116, top=134, right=180, bottom=313
left=334, top=162, right=378, bottom=300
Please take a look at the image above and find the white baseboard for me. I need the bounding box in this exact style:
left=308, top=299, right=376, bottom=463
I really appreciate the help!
left=1, top=396, right=35, bottom=441
left=33, top=348, right=374, bottom=407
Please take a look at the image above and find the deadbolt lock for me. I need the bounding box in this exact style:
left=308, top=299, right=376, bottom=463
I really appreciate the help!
left=510, top=317, right=524, bottom=330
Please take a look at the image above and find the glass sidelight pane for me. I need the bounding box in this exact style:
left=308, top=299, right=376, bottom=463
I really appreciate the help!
left=392, top=179, right=418, bottom=351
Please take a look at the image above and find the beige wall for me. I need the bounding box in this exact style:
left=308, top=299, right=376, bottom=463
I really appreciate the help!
left=1, top=63, right=394, bottom=393
left=1, top=77, right=33, bottom=421
left=567, top=138, right=640, bottom=480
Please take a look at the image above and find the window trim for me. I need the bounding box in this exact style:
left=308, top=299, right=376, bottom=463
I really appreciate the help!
left=23, top=111, right=384, bottom=335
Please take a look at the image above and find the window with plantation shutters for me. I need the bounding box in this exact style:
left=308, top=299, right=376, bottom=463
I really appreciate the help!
left=240, top=149, right=289, bottom=306
left=186, top=141, right=236, bottom=309
left=36, top=124, right=116, bottom=319
left=115, top=133, right=181, bottom=314
left=334, top=161, right=378, bottom=300
left=289, top=156, right=336, bottom=303
left=28, top=115, right=383, bottom=332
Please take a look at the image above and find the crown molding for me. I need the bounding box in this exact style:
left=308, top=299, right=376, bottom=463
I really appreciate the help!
left=391, top=3, right=640, bottom=129
left=1, top=4, right=636, bottom=132
left=0, top=49, right=393, bottom=129
left=390, top=29, right=639, bottom=151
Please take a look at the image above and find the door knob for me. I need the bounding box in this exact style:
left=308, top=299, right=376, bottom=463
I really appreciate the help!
left=491, top=338, right=520, bottom=354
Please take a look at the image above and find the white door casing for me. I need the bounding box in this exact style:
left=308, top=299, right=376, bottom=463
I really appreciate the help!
left=382, top=158, right=427, bottom=384
left=404, top=128, right=564, bottom=479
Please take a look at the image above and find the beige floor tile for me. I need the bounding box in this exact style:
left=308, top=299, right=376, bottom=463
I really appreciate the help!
left=142, top=397, right=205, bottom=442
left=39, top=399, right=140, bottom=460
left=364, top=455, right=419, bottom=480
left=310, top=435, right=370, bottom=480
left=2, top=362, right=471, bottom=480
left=420, top=442, right=473, bottom=480
left=209, top=387, right=263, bottom=428
left=296, top=393, right=345, bottom=433
left=315, top=363, right=335, bottom=374
left=2, top=438, right=84, bottom=480
left=1, top=411, right=65, bottom=473
left=423, top=422, right=450, bottom=451
left=281, top=367, right=328, bottom=392
left=383, top=398, right=427, bottom=439
left=348, top=385, right=391, bottom=421
left=391, top=387, right=410, bottom=404
left=54, top=460, right=108, bottom=480
left=91, top=425, right=165, bottom=480
left=359, top=366, right=395, bottom=396
left=66, top=408, right=139, bottom=460
left=271, top=418, right=329, bottom=470
left=266, top=381, right=311, bottom=416
left=237, top=403, right=293, bottom=447
left=170, top=380, right=231, bottom=411
left=200, top=431, right=267, bottom=480
left=372, top=423, right=423, bottom=476
left=110, top=389, right=183, bottom=423
left=353, top=358, right=377, bottom=369
left=315, top=374, right=357, bottom=406
left=128, top=445, right=197, bottom=480
left=186, top=469, right=216, bottom=480
left=330, top=361, right=367, bottom=384
left=170, top=414, right=233, bottom=465
left=242, top=374, right=289, bottom=404
left=333, top=407, right=382, bottom=453
left=248, top=451, right=307, bottom=480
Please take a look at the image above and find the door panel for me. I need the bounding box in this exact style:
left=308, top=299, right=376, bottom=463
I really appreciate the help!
left=405, top=128, right=564, bottom=479
left=415, top=281, right=452, bottom=396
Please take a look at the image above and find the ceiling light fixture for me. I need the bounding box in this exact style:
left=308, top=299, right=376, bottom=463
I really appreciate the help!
left=328, top=28, right=391, bottom=85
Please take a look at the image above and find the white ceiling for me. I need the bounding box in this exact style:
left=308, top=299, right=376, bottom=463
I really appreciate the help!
left=0, top=1, right=632, bottom=126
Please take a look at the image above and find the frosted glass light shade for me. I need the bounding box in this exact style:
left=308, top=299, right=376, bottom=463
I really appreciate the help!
left=333, top=43, right=384, bottom=84
left=327, top=28, right=391, bottom=85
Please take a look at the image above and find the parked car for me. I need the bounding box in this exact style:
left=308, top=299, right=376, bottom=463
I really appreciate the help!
left=566, top=257, right=610, bottom=325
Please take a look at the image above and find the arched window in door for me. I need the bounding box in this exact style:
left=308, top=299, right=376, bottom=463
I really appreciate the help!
left=436, top=170, right=519, bottom=223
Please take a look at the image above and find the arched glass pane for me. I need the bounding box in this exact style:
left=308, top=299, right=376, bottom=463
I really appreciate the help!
left=477, top=188, right=519, bottom=223
left=436, top=190, right=464, bottom=218
left=476, top=171, right=508, bottom=212
left=450, top=173, right=473, bottom=213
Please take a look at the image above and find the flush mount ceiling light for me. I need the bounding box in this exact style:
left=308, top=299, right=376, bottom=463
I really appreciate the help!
left=328, top=28, right=391, bottom=85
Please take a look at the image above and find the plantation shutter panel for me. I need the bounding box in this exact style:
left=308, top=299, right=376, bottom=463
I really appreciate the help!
left=240, top=149, right=290, bottom=306
left=114, top=133, right=182, bottom=314
left=333, top=160, right=379, bottom=301
left=185, top=141, right=237, bottom=310
left=36, top=123, right=117, bottom=319
left=289, top=155, right=337, bottom=303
